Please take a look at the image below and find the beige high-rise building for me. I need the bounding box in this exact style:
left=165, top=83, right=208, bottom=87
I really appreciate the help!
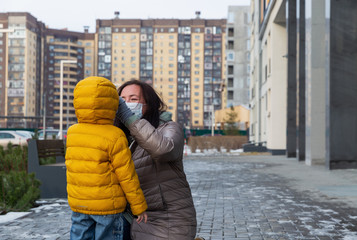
left=0, top=12, right=95, bottom=129
left=0, top=11, right=226, bottom=130
left=96, top=13, right=226, bottom=129
left=0, top=12, right=46, bottom=128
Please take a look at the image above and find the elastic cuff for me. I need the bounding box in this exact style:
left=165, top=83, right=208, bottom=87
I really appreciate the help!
left=125, top=115, right=139, bottom=127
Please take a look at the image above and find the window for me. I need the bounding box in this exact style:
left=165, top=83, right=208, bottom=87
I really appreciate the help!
left=228, top=28, right=234, bottom=37
left=228, top=12, right=234, bottom=23
left=228, top=65, right=234, bottom=75
left=228, top=41, right=234, bottom=50
left=228, top=78, right=234, bottom=87
left=227, top=52, right=235, bottom=61
left=228, top=90, right=233, bottom=100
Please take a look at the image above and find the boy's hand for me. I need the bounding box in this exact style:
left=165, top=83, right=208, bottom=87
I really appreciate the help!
left=136, top=212, right=148, bottom=224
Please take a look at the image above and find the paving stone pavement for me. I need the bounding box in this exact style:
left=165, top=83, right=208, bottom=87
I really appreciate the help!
left=1, top=155, right=357, bottom=240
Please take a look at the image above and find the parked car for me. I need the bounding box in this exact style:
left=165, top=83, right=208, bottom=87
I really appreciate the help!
left=16, top=130, right=35, bottom=139
left=38, top=129, right=59, bottom=140
left=38, top=129, right=67, bottom=140
left=57, top=130, right=67, bottom=139
left=0, top=130, right=31, bottom=148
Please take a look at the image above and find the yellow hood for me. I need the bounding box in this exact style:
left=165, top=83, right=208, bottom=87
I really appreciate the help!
left=74, top=76, right=119, bottom=124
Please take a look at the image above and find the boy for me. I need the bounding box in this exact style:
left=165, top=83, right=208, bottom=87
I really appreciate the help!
left=65, top=76, right=147, bottom=239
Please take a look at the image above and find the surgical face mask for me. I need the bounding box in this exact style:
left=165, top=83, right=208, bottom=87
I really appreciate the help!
left=126, top=102, right=143, bottom=119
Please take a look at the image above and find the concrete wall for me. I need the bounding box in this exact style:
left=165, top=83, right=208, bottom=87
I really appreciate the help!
left=305, top=0, right=326, bottom=165
left=325, top=0, right=357, bottom=169
left=226, top=6, right=250, bottom=107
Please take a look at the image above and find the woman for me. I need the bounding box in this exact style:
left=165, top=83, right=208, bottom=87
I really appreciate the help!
left=114, top=80, right=197, bottom=240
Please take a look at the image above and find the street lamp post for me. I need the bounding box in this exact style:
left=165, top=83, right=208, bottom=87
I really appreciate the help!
left=60, top=60, right=77, bottom=139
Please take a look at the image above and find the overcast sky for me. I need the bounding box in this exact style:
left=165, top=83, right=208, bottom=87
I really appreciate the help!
left=1, top=0, right=250, bottom=33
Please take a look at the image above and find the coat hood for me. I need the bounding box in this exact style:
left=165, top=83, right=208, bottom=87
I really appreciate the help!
left=73, top=76, right=119, bottom=124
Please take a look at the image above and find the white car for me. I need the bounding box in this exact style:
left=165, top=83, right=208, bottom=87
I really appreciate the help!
left=0, top=130, right=30, bottom=148
left=16, top=130, right=35, bottom=139
left=38, top=129, right=60, bottom=140
left=37, top=129, right=67, bottom=140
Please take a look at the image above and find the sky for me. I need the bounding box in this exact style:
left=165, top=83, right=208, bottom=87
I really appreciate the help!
left=1, top=0, right=250, bottom=33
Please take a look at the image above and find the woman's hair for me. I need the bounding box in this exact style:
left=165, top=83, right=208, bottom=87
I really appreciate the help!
left=114, top=79, right=167, bottom=130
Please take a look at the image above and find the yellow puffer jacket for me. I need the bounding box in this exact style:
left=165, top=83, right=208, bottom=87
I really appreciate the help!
left=65, top=76, right=147, bottom=216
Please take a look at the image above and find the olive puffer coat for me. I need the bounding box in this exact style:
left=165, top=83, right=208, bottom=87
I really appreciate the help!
left=127, top=112, right=197, bottom=240
left=65, top=76, right=147, bottom=216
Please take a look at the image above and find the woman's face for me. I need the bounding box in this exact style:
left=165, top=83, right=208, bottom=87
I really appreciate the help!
left=120, top=84, right=147, bottom=115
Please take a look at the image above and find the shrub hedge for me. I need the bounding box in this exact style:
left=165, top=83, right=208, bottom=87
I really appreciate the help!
left=188, top=135, right=248, bottom=153
left=0, top=143, right=40, bottom=214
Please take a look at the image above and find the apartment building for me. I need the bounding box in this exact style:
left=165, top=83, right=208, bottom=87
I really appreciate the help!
left=96, top=13, right=226, bottom=129
left=0, top=11, right=226, bottom=130
left=0, top=12, right=46, bottom=128
left=249, top=0, right=287, bottom=154
left=0, top=12, right=95, bottom=129
left=226, top=6, right=250, bottom=108
left=44, top=29, right=95, bottom=129
left=250, top=0, right=357, bottom=169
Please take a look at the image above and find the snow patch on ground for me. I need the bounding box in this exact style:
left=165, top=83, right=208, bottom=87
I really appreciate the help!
left=0, top=212, right=31, bottom=224
left=32, top=203, right=62, bottom=213
left=184, top=146, right=243, bottom=156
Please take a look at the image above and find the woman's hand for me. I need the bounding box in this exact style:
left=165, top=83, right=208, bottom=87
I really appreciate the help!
left=136, top=212, right=148, bottom=224
left=116, top=97, right=138, bottom=127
